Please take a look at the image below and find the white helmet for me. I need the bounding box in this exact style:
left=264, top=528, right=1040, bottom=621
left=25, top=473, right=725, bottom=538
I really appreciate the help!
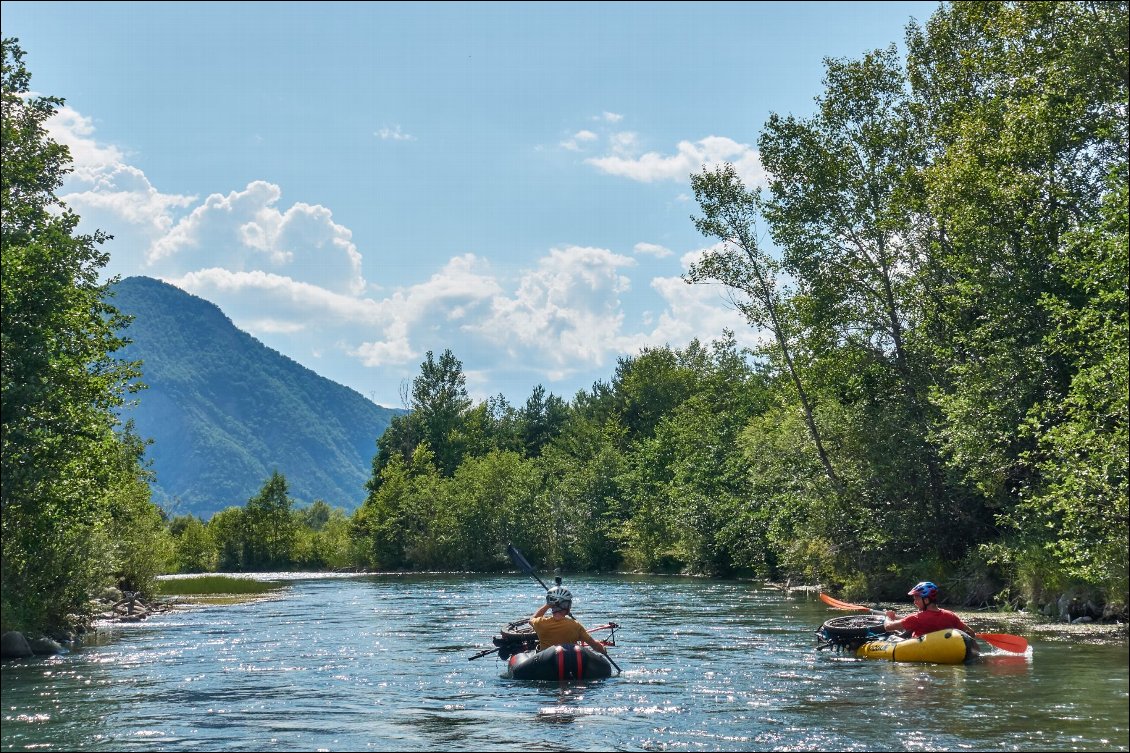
left=545, top=586, right=573, bottom=608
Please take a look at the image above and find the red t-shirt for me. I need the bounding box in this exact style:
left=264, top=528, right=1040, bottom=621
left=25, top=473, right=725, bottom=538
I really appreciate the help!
left=901, top=608, right=972, bottom=637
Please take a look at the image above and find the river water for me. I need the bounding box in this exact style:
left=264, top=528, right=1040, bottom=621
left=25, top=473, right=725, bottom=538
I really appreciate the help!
left=2, top=573, right=1127, bottom=751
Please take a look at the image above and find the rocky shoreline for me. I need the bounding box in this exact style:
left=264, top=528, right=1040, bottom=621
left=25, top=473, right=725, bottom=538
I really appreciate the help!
left=1, top=587, right=171, bottom=659
left=954, top=609, right=1129, bottom=646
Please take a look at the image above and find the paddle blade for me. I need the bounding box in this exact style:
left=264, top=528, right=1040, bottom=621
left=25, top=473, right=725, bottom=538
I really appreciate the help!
left=506, top=543, right=549, bottom=591
left=507, top=543, right=535, bottom=574
left=977, top=633, right=1029, bottom=654
left=819, top=593, right=870, bottom=611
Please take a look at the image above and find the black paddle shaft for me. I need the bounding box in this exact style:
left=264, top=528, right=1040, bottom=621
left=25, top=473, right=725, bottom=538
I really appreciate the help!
left=507, top=544, right=550, bottom=591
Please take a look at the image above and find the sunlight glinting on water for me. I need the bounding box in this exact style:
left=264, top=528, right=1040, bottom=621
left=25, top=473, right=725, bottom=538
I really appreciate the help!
left=2, top=573, right=1127, bottom=752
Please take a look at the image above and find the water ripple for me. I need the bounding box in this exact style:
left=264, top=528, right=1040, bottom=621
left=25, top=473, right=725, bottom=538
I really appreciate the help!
left=2, top=573, right=1127, bottom=752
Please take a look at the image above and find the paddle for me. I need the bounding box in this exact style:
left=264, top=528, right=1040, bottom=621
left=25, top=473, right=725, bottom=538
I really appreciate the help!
left=819, top=593, right=1030, bottom=654
left=506, top=543, right=622, bottom=673
left=507, top=543, right=550, bottom=591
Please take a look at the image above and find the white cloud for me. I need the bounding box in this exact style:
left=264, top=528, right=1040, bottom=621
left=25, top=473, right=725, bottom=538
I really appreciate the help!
left=634, top=242, right=673, bottom=258
left=614, top=245, right=770, bottom=357
left=245, top=318, right=308, bottom=334
left=48, top=101, right=768, bottom=405
left=470, top=246, right=636, bottom=370
left=351, top=254, right=503, bottom=367
left=149, top=182, right=366, bottom=296
left=44, top=103, right=128, bottom=176
left=46, top=104, right=196, bottom=273
left=560, top=129, right=598, bottom=151
left=607, top=131, right=639, bottom=156
left=376, top=125, right=416, bottom=141
left=586, top=135, right=766, bottom=187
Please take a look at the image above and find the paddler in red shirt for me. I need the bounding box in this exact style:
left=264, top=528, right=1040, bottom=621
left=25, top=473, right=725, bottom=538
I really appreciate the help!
left=883, top=581, right=974, bottom=637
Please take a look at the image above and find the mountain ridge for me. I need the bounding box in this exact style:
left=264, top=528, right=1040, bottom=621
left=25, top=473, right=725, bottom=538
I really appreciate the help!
left=111, top=276, right=403, bottom=519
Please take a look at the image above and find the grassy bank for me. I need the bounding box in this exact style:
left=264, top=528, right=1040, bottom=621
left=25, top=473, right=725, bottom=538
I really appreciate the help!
left=156, top=576, right=284, bottom=596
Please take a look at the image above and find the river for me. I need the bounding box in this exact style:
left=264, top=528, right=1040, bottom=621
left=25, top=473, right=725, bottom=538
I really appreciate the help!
left=2, top=572, right=1127, bottom=751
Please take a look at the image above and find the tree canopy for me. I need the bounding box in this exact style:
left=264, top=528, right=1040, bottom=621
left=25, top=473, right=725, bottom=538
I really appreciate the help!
left=2, top=37, right=169, bottom=633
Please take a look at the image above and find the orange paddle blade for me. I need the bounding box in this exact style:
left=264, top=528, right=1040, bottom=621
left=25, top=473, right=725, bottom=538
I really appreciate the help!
left=977, top=632, right=1029, bottom=654
left=819, top=593, right=870, bottom=611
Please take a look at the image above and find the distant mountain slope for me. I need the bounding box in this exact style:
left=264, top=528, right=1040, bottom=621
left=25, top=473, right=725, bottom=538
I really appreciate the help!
left=111, top=276, right=403, bottom=519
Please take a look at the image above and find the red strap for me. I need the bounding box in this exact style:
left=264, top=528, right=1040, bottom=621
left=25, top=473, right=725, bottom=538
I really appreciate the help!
left=576, top=644, right=583, bottom=679
left=556, top=645, right=564, bottom=679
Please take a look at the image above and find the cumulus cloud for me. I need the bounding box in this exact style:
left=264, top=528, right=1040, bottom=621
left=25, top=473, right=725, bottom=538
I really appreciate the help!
left=560, top=112, right=765, bottom=188
left=47, top=101, right=768, bottom=405
left=634, top=242, right=673, bottom=258
left=469, top=246, right=637, bottom=370
left=586, top=135, right=765, bottom=187
left=149, top=182, right=366, bottom=296
left=351, top=254, right=503, bottom=367
left=46, top=104, right=196, bottom=270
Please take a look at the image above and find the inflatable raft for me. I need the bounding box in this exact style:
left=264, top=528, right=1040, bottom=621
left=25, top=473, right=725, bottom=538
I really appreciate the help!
left=482, top=618, right=618, bottom=681
left=505, top=643, right=614, bottom=680
left=816, top=615, right=978, bottom=664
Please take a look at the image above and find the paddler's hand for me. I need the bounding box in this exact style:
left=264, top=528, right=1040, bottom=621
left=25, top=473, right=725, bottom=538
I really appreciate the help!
left=885, top=610, right=897, bottom=620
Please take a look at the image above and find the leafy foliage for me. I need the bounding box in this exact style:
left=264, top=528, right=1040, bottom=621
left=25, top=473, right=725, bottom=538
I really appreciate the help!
left=1, top=38, right=166, bottom=632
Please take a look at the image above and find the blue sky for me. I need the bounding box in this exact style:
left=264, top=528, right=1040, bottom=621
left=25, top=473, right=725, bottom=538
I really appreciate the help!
left=3, top=1, right=940, bottom=408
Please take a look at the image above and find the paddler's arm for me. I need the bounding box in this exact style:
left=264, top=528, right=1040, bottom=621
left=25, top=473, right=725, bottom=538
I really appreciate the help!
left=953, top=614, right=975, bottom=635
left=532, top=603, right=550, bottom=620
left=883, top=610, right=907, bottom=633
left=579, top=626, right=609, bottom=656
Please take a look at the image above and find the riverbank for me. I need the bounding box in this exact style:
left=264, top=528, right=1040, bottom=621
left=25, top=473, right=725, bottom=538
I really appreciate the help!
left=954, top=609, right=1129, bottom=646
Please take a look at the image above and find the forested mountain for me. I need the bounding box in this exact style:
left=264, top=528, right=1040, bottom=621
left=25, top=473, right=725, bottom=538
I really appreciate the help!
left=111, top=276, right=403, bottom=519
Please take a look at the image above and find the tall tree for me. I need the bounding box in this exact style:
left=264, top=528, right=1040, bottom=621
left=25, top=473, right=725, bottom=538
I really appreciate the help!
left=757, top=46, right=955, bottom=541
left=243, top=471, right=297, bottom=570
left=902, top=1, right=1128, bottom=600
left=760, top=46, right=923, bottom=383
left=520, top=385, right=568, bottom=458
left=687, top=164, right=842, bottom=492
left=411, top=349, right=472, bottom=475
left=2, top=38, right=151, bottom=631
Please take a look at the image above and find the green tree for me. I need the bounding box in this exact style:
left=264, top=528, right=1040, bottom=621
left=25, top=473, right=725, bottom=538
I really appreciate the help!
left=447, top=450, right=540, bottom=569
left=353, top=443, right=444, bottom=569
left=2, top=38, right=155, bottom=632
left=756, top=45, right=969, bottom=556
left=243, top=471, right=297, bottom=570
left=906, top=1, right=1128, bottom=601
left=208, top=507, right=249, bottom=571
left=367, top=349, right=473, bottom=488
left=519, top=385, right=568, bottom=458
left=687, top=165, right=842, bottom=492
left=412, top=349, right=473, bottom=475
left=105, top=426, right=174, bottom=594
left=294, top=501, right=353, bottom=570
left=170, top=515, right=218, bottom=573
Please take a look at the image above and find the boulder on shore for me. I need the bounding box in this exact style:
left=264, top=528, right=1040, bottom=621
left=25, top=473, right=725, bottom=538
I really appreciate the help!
left=1, top=631, right=33, bottom=659
left=28, top=636, right=66, bottom=655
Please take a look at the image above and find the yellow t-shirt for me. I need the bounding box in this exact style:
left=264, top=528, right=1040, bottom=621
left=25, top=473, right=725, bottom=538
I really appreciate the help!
left=530, top=615, right=595, bottom=650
